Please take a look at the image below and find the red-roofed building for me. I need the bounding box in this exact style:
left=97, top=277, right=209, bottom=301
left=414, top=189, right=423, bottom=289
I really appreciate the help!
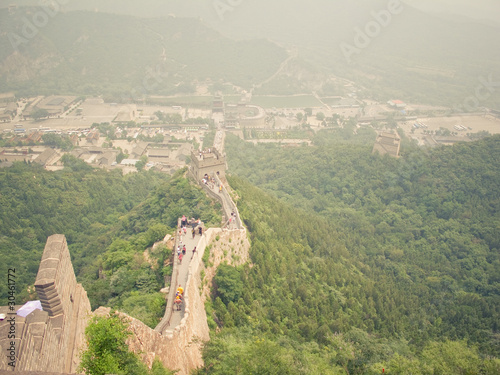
left=387, top=100, right=406, bottom=108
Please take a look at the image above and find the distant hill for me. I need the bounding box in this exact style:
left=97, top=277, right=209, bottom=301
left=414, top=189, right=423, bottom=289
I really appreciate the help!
left=0, top=7, right=287, bottom=97
left=48, top=0, right=500, bottom=108
left=1, top=1, right=499, bottom=107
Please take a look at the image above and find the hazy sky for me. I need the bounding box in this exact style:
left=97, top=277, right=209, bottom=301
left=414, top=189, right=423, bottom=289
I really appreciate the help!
left=402, top=0, right=500, bottom=22
left=1, top=0, right=499, bottom=23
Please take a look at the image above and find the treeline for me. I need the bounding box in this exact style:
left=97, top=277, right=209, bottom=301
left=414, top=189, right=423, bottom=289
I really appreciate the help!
left=195, top=134, right=500, bottom=373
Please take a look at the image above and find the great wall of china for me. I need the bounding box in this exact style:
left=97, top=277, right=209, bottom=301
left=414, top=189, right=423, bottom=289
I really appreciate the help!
left=0, top=130, right=250, bottom=374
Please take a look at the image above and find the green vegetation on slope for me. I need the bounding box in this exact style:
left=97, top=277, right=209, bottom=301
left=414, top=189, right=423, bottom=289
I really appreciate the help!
left=196, top=135, right=500, bottom=373
left=0, top=162, right=163, bottom=303
left=79, top=314, right=173, bottom=375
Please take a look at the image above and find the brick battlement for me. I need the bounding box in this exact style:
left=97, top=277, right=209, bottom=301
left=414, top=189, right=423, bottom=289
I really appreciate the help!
left=0, top=235, right=91, bottom=373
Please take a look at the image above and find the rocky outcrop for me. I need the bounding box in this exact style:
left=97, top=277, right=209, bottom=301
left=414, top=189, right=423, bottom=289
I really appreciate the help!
left=200, top=229, right=250, bottom=302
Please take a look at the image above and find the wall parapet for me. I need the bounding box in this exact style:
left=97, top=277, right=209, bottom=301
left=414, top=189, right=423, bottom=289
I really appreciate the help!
left=0, top=234, right=91, bottom=374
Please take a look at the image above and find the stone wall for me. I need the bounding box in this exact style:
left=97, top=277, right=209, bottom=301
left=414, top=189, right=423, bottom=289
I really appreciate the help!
left=200, top=229, right=250, bottom=302
left=0, top=234, right=91, bottom=373
left=0, top=202, right=249, bottom=374
left=94, top=227, right=250, bottom=375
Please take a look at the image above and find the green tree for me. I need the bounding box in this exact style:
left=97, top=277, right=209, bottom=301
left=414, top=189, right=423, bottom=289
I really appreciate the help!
left=79, top=314, right=174, bottom=374
left=79, top=314, right=145, bottom=375
left=116, top=150, right=128, bottom=164
left=61, top=154, right=93, bottom=171
left=420, top=340, right=497, bottom=375
left=214, top=265, right=244, bottom=305
left=135, top=155, right=148, bottom=171
left=42, top=133, right=73, bottom=150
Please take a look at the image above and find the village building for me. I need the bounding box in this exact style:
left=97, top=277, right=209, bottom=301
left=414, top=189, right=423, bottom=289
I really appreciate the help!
left=131, top=141, right=149, bottom=158
left=113, top=105, right=137, bottom=123
left=98, top=151, right=118, bottom=166
left=372, top=132, right=401, bottom=157
left=85, top=130, right=100, bottom=143
left=212, top=95, right=224, bottom=114
left=147, top=148, right=170, bottom=163
left=35, top=148, right=60, bottom=167
left=35, top=96, right=77, bottom=117
left=387, top=100, right=407, bottom=109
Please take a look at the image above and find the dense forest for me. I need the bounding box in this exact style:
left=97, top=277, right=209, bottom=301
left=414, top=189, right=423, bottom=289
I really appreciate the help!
left=0, top=162, right=221, bottom=327
left=195, top=134, right=500, bottom=373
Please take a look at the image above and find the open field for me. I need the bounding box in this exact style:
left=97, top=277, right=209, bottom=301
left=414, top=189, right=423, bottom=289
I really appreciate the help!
left=147, top=96, right=213, bottom=107
left=250, top=95, right=322, bottom=108
left=398, top=115, right=500, bottom=144
left=409, top=115, right=500, bottom=134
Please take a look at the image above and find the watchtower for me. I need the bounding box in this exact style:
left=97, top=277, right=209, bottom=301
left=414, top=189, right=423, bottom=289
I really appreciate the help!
left=212, top=95, right=224, bottom=114
left=191, top=148, right=226, bottom=181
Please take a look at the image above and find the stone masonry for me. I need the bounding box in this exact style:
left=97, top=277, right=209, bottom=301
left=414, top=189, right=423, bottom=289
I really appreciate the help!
left=190, top=148, right=226, bottom=181
left=0, top=235, right=91, bottom=373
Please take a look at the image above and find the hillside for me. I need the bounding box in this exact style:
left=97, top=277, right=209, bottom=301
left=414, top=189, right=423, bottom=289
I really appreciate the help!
left=0, top=7, right=287, bottom=97
left=0, top=133, right=499, bottom=372
left=192, top=135, right=500, bottom=373
left=6, top=0, right=498, bottom=107
left=2, top=2, right=500, bottom=106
